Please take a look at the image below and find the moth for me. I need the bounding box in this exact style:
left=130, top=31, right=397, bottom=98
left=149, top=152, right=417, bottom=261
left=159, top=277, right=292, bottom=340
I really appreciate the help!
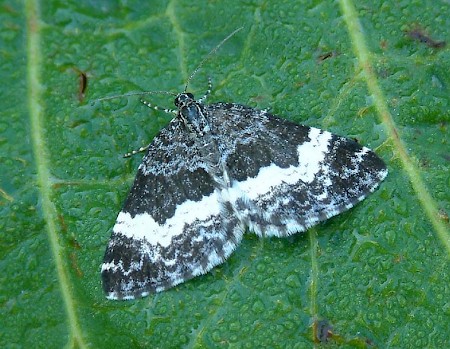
left=99, top=28, right=387, bottom=300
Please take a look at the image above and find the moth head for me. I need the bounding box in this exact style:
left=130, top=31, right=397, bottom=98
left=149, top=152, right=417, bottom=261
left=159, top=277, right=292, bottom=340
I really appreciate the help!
left=174, top=92, right=195, bottom=108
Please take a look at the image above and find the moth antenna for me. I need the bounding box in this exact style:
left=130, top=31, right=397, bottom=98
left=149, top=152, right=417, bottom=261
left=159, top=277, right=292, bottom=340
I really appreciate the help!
left=184, top=27, right=243, bottom=92
left=92, top=91, right=177, bottom=104
left=94, top=28, right=242, bottom=105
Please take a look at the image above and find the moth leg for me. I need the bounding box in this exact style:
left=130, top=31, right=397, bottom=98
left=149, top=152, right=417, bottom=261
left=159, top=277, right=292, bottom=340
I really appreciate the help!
left=123, top=144, right=152, bottom=158
left=197, top=77, right=212, bottom=104
left=122, top=99, right=180, bottom=158
left=140, top=99, right=178, bottom=115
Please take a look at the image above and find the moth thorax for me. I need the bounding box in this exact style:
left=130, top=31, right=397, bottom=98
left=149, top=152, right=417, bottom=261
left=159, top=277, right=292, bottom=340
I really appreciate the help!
left=175, top=93, right=210, bottom=136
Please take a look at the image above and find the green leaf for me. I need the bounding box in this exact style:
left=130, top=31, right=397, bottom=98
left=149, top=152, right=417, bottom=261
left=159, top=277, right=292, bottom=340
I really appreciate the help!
left=1, top=0, right=449, bottom=348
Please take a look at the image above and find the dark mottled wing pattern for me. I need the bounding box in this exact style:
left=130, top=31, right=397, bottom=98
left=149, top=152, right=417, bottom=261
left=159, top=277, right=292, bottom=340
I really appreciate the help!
left=102, top=117, right=244, bottom=300
left=205, top=103, right=387, bottom=237
left=102, top=101, right=387, bottom=300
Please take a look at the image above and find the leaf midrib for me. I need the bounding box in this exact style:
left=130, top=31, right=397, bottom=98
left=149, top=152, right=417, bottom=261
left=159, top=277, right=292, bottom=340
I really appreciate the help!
left=26, top=1, right=87, bottom=347
left=340, top=0, right=450, bottom=255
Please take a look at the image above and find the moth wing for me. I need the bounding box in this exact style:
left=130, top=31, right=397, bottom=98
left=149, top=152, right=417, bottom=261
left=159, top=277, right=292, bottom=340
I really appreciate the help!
left=101, top=119, right=244, bottom=300
left=207, top=103, right=387, bottom=237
